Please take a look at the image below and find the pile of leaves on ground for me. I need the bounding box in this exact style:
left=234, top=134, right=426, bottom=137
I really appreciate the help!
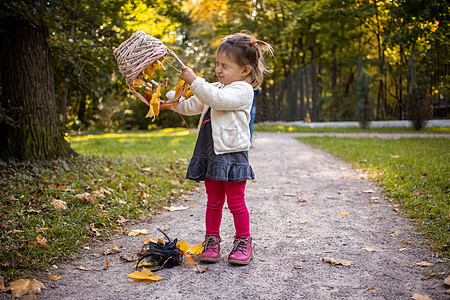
left=0, top=155, right=197, bottom=282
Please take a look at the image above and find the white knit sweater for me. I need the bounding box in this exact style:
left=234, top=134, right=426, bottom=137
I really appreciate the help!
left=173, top=77, right=254, bottom=155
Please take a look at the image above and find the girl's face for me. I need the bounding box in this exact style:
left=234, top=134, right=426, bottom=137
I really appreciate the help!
left=215, top=52, right=251, bottom=85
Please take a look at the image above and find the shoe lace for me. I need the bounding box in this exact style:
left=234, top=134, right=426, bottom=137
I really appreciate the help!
left=231, top=238, right=250, bottom=255
left=203, top=236, right=220, bottom=252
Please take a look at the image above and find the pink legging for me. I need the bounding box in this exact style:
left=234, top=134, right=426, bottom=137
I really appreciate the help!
left=204, top=178, right=250, bottom=237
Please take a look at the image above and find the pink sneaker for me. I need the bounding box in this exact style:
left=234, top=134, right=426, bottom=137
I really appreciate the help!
left=228, top=235, right=253, bottom=265
left=200, top=233, right=221, bottom=263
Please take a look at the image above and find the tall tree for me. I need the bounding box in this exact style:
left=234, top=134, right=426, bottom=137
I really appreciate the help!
left=0, top=0, right=75, bottom=160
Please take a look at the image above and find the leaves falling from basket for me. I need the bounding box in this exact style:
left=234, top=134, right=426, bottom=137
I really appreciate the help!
left=113, top=30, right=189, bottom=120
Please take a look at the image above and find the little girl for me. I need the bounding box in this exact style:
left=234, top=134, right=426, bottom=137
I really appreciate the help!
left=165, top=32, right=272, bottom=265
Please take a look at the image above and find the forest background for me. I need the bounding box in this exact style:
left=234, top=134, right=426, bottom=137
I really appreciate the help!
left=1, top=0, right=448, bottom=135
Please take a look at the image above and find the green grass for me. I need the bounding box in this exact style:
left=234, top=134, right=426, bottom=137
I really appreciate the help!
left=0, top=128, right=198, bottom=281
left=256, top=124, right=450, bottom=134
left=297, top=136, right=450, bottom=254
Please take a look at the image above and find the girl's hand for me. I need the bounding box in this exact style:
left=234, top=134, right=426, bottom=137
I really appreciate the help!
left=180, top=66, right=196, bottom=85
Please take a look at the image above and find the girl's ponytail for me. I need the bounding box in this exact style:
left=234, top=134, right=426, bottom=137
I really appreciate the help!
left=217, top=31, right=273, bottom=88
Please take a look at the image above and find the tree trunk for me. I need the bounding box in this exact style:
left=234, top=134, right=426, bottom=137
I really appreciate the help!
left=331, top=45, right=338, bottom=121
left=310, top=46, right=319, bottom=122
left=299, top=68, right=305, bottom=121
left=0, top=19, right=75, bottom=160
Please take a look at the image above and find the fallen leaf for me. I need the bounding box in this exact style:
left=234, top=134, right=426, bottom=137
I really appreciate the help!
left=50, top=199, right=67, bottom=210
left=365, top=287, right=376, bottom=291
left=142, top=238, right=164, bottom=244
left=163, top=205, right=190, bottom=211
left=0, top=276, right=7, bottom=292
left=128, top=229, right=149, bottom=236
left=105, top=257, right=109, bottom=269
left=76, top=265, right=105, bottom=271
left=401, top=241, right=412, bottom=245
left=120, top=253, right=140, bottom=262
left=74, top=192, right=95, bottom=203
left=361, top=190, right=376, bottom=194
left=410, top=293, right=432, bottom=300
left=177, top=241, right=203, bottom=255
left=134, top=261, right=158, bottom=268
left=323, top=257, right=354, bottom=266
left=444, top=275, right=450, bottom=286
left=141, top=167, right=152, bottom=173
left=415, top=261, right=435, bottom=267
left=296, top=197, right=308, bottom=202
left=362, top=247, right=378, bottom=252
left=8, top=279, right=46, bottom=299
left=294, top=265, right=303, bottom=269
left=339, top=212, right=348, bottom=216
left=48, top=273, right=61, bottom=280
left=183, top=252, right=195, bottom=267
left=196, top=266, right=208, bottom=273
left=127, top=267, right=163, bottom=281
left=116, top=215, right=127, bottom=224
left=102, top=245, right=123, bottom=255
left=390, top=231, right=400, bottom=236
left=283, top=193, right=297, bottom=197
left=399, top=248, right=407, bottom=252
left=29, top=235, right=48, bottom=248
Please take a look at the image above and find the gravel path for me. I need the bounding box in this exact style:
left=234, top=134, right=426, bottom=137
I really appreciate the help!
left=35, top=132, right=448, bottom=299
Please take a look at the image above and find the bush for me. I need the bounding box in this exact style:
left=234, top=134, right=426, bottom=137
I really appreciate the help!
left=406, top=85, right=432, bottom=131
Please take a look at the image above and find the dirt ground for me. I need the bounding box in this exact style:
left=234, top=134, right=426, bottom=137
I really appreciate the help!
left=14, top=132, right=450, bottom=299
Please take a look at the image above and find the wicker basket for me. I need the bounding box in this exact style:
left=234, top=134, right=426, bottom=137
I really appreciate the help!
left=113, top=31, right=186, bottom=106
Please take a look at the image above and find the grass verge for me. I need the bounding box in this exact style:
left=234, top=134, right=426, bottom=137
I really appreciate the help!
left=256, top=124, right=450, bottom=134
left=0, top=129, right=197, bottom=281
left=297, top=136, right=449, bottom=255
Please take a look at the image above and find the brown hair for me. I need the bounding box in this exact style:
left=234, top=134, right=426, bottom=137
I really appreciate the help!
left=217, top=31, right=273, bottom=88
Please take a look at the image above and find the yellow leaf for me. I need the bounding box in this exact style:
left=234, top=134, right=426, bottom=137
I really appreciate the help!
left=177, top=241, right=204, bottom=255
left=339, top=212, right=347, bottom=216
left=132, top=78, right=146, bottom=87
left=105, top=257, right=109, bottom=269
left=128, top=229, right=149, bottom=236
left=48, top=273, right=61, bottom=280
left=184, top=88, right=192, bottom=98
left=145, top=84, right=161, bottom=120
left=142, top=238, right=164, bottom=244
left=134, top=261, right=158, bottom=268
left=127, top=267, right=163, bottom=281
left=173, top=79, right=185, bottom=100
left=143, top=60, right=163, bottom=78
left=8, top=279, right=46, bottom=298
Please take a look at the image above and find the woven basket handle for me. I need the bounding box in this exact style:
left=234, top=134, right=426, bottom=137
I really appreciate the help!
left=167, top=49, right=186, bottom=69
